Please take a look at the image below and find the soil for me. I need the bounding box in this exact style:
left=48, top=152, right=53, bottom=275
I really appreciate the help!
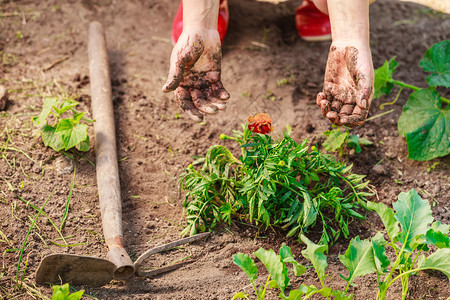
left=1, top=0, right=449, bottom=299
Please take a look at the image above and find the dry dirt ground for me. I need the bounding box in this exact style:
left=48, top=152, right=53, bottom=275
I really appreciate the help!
left=1, top=0, right=449, bottom=299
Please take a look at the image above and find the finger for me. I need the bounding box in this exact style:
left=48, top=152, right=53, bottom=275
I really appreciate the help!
left=163, top=53, right=186, bottom=93
left=340, top=114, right=366, bottom=127
left=190, top=89, right=219, bottom=114
left=339, top=104, right=354, bottom=116
left=356, top=74, right=373, bottom=109
left=316, top=92, right=327, bottom=106
left=326, top=111, right=341, bottom=125
left=206, top=89, right=227, bottom=110
left=331, top=100, right=343, bottom=112
left=352, top=105, right=367, bottom=117
left=211, top=81, right=230, bottom=100
left=175, top=87, right=204, bottom=122
left=319, top=99, right=330, bottom=116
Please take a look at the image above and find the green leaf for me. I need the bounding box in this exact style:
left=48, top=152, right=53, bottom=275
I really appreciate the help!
left=54, top=100, right=80, bottom=115
left=51, top=284, right=83, bottom=300
left=281, top=289, right=303, bottom=300
left=67, top=290, right=84, bottom=300
left=393, top=189, right=434, bottom=252
left=331, top=290, right=354, bottom=300
left=300, top=235, right=328, bottom=281
left=419, top=40, right=450, bottom=87
left=298, top=284, right=319, bottom=298
left=374, top=58, right=398, bottom=99
left=232, top=292, right=248, bottom=299
left=323, top=129, right=348, bottom=152
left=33, top=97, right=59, bottom=127
left=358, top=137, right=373, bottom=146
left=339, top=236, right=376, bottom=285
left=233, top=253, right=258, bottom=282
left=421, top=227, right=450, bottom=249
left=269, top=279, right=279, bottom=289
left=72, top=112, right=85, bottom=123
left=75, top=135, right=90, bottom=152
left=346, top=135, right=363, bottom=153
left=254, top=248, right=289, bottom=292
left=55, top=120, right=88, bottom=150
left=417, top=248, right=450, bottom=277
left=371, top=232, right=390, bottom=275
left=42, top=125, right=65, bottom=152
left=397, top=88, right=450, bottom=161
left=431, top=221, right=450, bottom=235
left=279, top=245, right=306, bottom=276
left=318, top=287, right=332, bottom=298
left=367, top=202, right=400, bottom=243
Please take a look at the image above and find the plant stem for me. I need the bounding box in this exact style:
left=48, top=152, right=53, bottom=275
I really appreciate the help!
left=379, top=87, right=403, bottom=110
left=391, top=80, right=450, bottom=104
left=386, top=268, right=429, bottom=289
left=391, top=80, right=421, bottom=91
left=261, top=274, right=271, bottom=300
left=366, top=109, right=394, bottom=122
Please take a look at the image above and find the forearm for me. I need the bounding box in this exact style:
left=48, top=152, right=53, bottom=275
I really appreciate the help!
left=183, top=0, right=219, bottom=30
left=327, top=0, right=370, bottom=45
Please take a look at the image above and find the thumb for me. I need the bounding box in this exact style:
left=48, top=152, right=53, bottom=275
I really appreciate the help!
left=356, top=76, right=373, bottom=110
left=162, top=49, right=186, bottom=93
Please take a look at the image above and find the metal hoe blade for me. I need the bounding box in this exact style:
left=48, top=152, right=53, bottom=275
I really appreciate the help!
left=35, top=254, right=116, bottom=286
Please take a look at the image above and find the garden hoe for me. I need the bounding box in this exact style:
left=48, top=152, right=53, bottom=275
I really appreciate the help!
left=35, top=21, right=209, bottom=287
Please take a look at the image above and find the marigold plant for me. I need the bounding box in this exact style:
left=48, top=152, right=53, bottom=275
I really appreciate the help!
left=180, top=114, right=373, bottom=244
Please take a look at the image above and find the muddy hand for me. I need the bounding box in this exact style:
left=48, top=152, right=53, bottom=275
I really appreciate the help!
left=162, top=29, right=229, bottom=122
left=317, top=44, right=374, bottom=127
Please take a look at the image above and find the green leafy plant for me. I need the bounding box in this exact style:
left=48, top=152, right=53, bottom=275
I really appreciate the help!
left=232, top=243, right=351, bottom=299
left=51, top=283, right=84, bottom=300
left=180, top=123, right=373, bottom=245
left=337, top=189, right=449, bottom=299
left=233, top=189, right=450, bottom=300
left=323, top=127, right=372, bottom=156
left=374, top=39, right=449, bottom=161
left=33, top=97, right=94, bottom=152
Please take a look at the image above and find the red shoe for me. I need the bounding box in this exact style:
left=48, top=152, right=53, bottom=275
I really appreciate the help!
left=295, top=0, right=331, bottom=41
left=171, top=0, right=229, bottom=45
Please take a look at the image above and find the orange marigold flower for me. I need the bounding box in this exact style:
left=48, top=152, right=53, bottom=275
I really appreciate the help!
left=248, top=113, right=273, bottom=134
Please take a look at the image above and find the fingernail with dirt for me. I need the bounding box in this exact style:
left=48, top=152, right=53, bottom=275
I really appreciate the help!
left=361, top=98, right=367, bottom=109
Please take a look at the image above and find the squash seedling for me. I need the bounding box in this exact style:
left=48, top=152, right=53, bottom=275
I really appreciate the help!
left=32, top=97, right=94, bottom=152
left=374, top=40, right=449, bottom=161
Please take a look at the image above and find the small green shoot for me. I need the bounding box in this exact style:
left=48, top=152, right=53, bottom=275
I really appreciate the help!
left=51, top=283, right=84, bottom=300
left=32, top=97, right=94, bottom=152
left=276, top=75, right=295, bottom=87
left=426, top=162, right=440, bottom=172
left=323, top=127, right=372, bottom=156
